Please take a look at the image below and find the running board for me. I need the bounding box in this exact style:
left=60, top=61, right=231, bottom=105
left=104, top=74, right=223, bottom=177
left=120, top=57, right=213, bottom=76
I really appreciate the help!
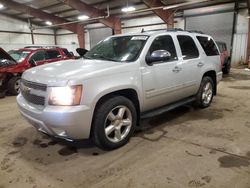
left=141, top=97, right=196, bottom=119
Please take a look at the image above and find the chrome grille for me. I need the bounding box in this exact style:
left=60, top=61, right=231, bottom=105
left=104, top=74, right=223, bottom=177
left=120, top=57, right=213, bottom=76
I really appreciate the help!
left=21, top=79, right=47, bottom=91
left=21, top=79, right=47, bottom=106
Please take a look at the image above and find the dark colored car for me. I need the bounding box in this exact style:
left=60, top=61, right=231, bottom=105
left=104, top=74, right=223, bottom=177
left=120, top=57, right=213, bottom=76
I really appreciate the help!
left=216, top=41, right=231, bottom=74
left=0, top=47, right=74, bottom=98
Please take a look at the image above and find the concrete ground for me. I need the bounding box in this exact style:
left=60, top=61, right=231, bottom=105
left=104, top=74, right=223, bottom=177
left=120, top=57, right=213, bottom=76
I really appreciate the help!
left=0, top=68, right=250, bottom=188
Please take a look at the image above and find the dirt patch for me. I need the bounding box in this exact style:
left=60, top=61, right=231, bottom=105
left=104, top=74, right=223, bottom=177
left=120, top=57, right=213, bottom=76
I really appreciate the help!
left=188, top=180, right=205, bottom=187
left=218, top=155, right=250, bottom=168
left=48, top=141, right=58, bottom=146
left=229, top=86, right=250, bottom=90
left=40, top=143, right=48, bottom=148
left=223, top=73, right=250, bottom=82
left=33, top=139, right=42, bottom=146
left=58, top=146, right=78, bottom=156
left=12, top=137, right=27, bottom=147
left=201, top=176, right=211, bottom=183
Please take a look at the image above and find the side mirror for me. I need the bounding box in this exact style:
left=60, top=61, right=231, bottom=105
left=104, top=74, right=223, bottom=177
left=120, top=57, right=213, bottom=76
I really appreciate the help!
left=146, top=50, right=171, bottom=65
left=29, top=59, right=37, bottom=67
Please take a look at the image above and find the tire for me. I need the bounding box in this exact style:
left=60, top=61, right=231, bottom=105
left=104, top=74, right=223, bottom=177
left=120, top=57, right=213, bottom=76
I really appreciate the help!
left=222, top=59, right=231, bottom=74
left=8, top=76, right=21, bottom=95
left=91, top=96, right=137, bottom=150
left=195, top=76, right=214, bottom=108
left=0, top=91, right=6, bottom=98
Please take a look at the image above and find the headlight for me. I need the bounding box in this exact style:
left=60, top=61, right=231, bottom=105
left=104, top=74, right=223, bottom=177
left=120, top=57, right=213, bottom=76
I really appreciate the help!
left=49, top=85, right=82, bottom=106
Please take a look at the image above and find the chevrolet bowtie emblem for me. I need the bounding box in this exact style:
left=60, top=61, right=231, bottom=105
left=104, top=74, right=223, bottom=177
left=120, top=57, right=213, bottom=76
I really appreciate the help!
left=22, top=84, right=31, bottom=94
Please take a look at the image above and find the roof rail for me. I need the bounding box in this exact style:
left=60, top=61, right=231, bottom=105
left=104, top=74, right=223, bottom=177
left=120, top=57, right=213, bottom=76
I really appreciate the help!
left=140, top=28, right=205, bottom=34
left=141, top=28, right=184, bottom=33
left=24, top=45, right=60, bottom=49
left=187, top=30, right=204, bottom=34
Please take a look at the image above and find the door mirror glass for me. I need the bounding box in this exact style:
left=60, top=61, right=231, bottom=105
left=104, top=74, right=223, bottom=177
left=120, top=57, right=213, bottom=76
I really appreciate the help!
left=146, top=50, right=171, bottom=65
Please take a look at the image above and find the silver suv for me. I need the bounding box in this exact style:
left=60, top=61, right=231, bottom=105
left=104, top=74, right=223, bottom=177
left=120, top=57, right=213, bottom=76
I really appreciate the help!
left=17, top=29, right=222, bottom=150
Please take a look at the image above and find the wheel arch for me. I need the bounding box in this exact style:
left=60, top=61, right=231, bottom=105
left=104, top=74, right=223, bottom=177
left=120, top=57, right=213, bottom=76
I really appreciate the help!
left=203, top=70, right=217, bottom=95
left=92, top=88, right=141, bottom=126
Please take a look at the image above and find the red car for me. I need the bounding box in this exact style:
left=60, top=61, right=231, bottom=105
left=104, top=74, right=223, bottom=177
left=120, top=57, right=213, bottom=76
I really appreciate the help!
left=216, top=41, right=231, bottom=74
left=0, top=47, right=74, bottom=98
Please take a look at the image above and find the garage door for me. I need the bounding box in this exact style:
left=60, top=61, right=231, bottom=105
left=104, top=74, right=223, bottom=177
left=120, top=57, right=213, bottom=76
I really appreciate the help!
left=89, top=27, right=112, bottom=48
left=184, top=4, right=235, bottom=51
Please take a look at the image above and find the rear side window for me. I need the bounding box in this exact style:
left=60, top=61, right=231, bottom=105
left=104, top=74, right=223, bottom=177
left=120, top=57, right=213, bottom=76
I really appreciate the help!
left=46, top=50, right=61, bottom=59
left=62, top=49, right=73, bottom=57
left=149, top=35, right=178, bottom=62
left=197, top=36, right=219, bottom=56
left=177, top=35, right=199, bottom=60
left=217, top=43, right=223, bottom=53
left=30, top=50, right=45, bottom=62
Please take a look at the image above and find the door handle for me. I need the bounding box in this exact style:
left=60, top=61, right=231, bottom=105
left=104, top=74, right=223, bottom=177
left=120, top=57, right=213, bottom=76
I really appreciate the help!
left=197, top=62, right=204, bottom=67
left=172, top=66, right=182, bottom=73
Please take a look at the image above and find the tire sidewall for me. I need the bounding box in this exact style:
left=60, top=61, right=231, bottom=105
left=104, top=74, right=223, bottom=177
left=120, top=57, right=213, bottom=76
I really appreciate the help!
left=196, top=76, right=214, bottom=108
left=8, top=76, right=21, bottom=95
left=92, top=96, right=137, bottom=150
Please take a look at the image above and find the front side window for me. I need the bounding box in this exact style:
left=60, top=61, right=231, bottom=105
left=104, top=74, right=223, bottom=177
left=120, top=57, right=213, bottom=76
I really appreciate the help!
left=177, top=35, right=199, bottom=60
left=148, top=35, right=178, bottom=62
left=30, top=50, right=45, bottom=62
left=46, top=50, right=61, bottom=59
left=62, top=49, right=73, bottom=57
left=84, top=35, right=148, bottom=62
left=8, top=50, right=30, bottom=63
left=197, top=36, right=219, bottom=56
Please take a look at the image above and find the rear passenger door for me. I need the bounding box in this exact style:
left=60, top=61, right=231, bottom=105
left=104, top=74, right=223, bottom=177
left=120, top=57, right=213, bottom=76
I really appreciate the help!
left=176, top=35, right=203, bottom=96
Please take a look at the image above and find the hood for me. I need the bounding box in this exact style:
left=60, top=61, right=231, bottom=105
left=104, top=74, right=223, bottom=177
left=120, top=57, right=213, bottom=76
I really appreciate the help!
left=22, top=59, right=132, bottom=86
left=0, top=48, right=17, bottom=68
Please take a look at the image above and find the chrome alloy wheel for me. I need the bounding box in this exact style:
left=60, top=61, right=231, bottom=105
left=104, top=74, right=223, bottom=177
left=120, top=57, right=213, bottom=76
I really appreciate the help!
left=15, top=79, right=21, bottom=94
left=202, top=82, right=213, bottom=105
left=104, top=105, right=132, bottom=143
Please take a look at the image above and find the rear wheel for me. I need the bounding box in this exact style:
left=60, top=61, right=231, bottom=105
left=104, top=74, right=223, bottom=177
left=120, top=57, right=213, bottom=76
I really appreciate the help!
left=195, top=76, right=214, bottom=108
left=91, top=96, right=137, bottom=150
left=8, top=76, right=21, bottom=95
left=223, top=60, right=231, bottom=74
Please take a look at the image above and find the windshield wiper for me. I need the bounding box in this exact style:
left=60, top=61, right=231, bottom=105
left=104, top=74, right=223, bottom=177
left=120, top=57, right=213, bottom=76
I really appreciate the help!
left=83, top=55, right=92, bottom=59
left=93, top=54, right=116, bottom=62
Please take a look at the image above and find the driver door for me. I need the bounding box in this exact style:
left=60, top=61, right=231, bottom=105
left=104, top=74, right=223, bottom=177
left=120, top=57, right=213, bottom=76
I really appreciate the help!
left=28, top=50, right=46, bottom=66
left=142, top=35, right=182, bottom=111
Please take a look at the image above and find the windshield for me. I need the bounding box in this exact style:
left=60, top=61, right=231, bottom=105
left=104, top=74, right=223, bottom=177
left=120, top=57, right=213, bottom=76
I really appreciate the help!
left=84, top=35, right=148, bottom=62
left=8, top=50, right=30, bottom=63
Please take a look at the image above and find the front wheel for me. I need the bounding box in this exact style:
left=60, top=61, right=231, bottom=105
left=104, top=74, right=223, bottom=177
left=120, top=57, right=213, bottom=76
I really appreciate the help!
left=195, top=76, right=214, bottom=108
left=8, top=76, right=21, bottom=95
left=91, top=96, right=137, bottom=150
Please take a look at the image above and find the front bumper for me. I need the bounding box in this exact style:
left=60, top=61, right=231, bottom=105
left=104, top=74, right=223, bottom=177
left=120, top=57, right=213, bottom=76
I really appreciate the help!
left=17, top=94, right=93, bottom=140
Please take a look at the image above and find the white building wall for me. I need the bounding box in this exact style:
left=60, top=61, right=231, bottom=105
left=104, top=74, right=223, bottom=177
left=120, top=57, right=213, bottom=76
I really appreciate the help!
left=0, top=14, right=55, bottom=51
left=122, top=16, right=185, bottom=34
left=56, top=29, right=79, bottom=55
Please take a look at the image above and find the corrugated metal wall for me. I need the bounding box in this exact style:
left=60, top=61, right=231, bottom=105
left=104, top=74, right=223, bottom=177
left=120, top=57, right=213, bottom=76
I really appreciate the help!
left=232, top=34, right=247, bottom=64
left=231, top=9, right=248, bottom=64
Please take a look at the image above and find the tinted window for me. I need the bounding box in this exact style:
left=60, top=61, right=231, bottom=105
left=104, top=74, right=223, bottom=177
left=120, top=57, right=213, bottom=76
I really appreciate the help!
left=30, top=50, right=45, bottom=62
left=216, top=43, right=223, bottom=53
left=177, top=35, right=199, bottom=60
left=46, top=50, right=61, bottom=59
left=63, top=49, right=73, bottom=57
left=197, top=36, right=219, bottom=56
left=149, top=35, right=178, bottom=62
